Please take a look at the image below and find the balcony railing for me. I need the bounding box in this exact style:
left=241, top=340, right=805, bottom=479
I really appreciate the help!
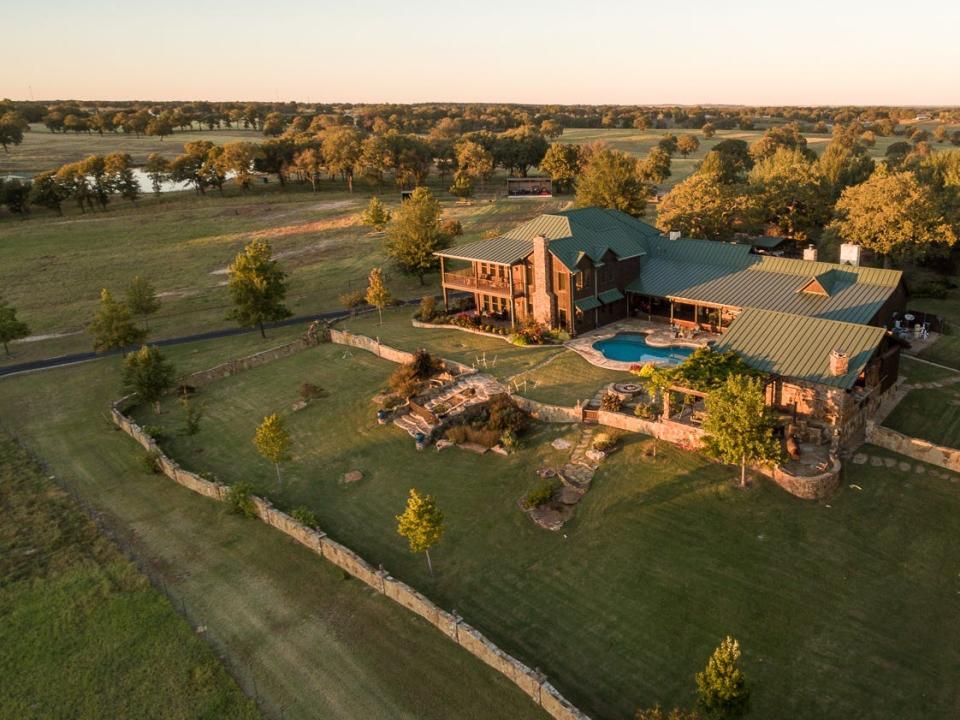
left=442, top=269, right=515, bottom=295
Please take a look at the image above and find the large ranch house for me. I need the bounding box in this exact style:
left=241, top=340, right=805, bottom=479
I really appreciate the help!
left=437, top=207, right=909, bottom=449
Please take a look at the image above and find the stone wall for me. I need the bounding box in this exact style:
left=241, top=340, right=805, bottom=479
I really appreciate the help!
left=110, top=396, right=590, bottom=720
left=328, top=328, right=475, bottom=376
left=510, top=395, right=582, bottom=424
left=866, top=421, right=960, bottom=473
left=182, top=337, right=315, bottom=388
left=758, top=457, right=842, bottom=500
left=596, top=410, right=705, bottom=449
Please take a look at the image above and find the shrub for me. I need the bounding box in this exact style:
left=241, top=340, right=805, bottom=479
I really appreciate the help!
left=912, top=279, right=952, bottom=299
left=593, top=432, right=619, bottom=452
left=523, top=480, right=559, bottom=509
left=340, top=290, right=366, bottom=312
left=500, top=429, right=519, bottom=451
left=291, top=506, right=320, bottom=529
left=410, top=348, right=441, bottom=379
left=141, top=450, right=162, bottom=474
left=440, top=218, right=463, bottom=237
left=389, top=364, right=421, bottom=399
left=631, top=362, right=657, bottom=378
left=299, top=382, right=327, bottom=400
left=417, top=295, right=437, bottom=321
left=226, top=482, right=257, bottom=518
left=432, top=402, right=450, bottom=416
left=141, top=425, right=169, bottom=443
left=634, top=402, right=657, bottom=420
left=381, top=394, right=404, bottom=410
left=487, top=394, right=528, bottom=434
left=444, top=424, right=501, bottom=448
left=516, top=318, right=547, bottom=345
left=600, top=392, right=623, bottom=412
left=180, top=397, right=203, bottom=436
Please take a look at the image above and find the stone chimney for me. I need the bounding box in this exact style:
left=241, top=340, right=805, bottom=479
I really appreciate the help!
left=829, top=349, right=849, bottom=377
left=803, top=244, right=818, bottom=262
left=530, top=235, right=555, bottom=326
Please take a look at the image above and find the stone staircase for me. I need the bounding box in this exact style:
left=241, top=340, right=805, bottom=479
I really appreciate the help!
left=392, top=373, right=507, bottom=440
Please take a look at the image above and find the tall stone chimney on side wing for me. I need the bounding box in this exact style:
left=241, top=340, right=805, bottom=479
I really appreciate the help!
left=531, top=235, right=555, bottom=327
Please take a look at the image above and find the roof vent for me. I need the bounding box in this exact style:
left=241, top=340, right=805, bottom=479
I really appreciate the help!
left=803, top=245, right=818, bottom=262
left=668, top=231, right=681, bottom=241
left=829, top=349, right=849, bottom=377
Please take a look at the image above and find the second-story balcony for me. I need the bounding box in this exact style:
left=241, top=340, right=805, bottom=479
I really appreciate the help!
left=442, top=268, right=518, bottom=296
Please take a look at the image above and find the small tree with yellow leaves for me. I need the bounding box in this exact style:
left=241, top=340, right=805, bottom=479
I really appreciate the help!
left=396, top=488, right=445, bottom=574
left=695, top=636, right=749, bottom=719
left=253, top=413, right=291, bottom=486
left=364, top=267, right=392, bottom=326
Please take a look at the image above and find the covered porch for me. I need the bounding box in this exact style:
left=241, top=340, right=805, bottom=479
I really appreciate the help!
left=438, top=256, right=526, bottom=330
left=630, top=293, right=741, bottom=334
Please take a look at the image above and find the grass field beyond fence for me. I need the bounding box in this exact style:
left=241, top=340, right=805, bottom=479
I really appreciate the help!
left=0, top=432, right=261, bottom=720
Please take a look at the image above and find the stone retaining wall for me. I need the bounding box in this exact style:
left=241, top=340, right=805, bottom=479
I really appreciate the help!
left=596, top=410, right=705, bottom=449
left=182, top=337, right=314, bottom=388
left=110, top=396, right=590, bottom=720
left=510, top=395, right=582, bottom=423
left=867, top=421, right=960, bottom=473
left=329, top=328, right=475, bottom=376
left=759, top=457, right=842, bottom=500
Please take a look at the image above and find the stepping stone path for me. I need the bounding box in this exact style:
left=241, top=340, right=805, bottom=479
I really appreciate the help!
left=342, top=470, right=363, bottom=484
left=849, top=451, right=958, bottom=480
left=527, top=426, right=601, bottom=530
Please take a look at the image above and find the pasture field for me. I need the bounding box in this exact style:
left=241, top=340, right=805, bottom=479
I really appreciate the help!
left=109, top=327, right=960, bottom=720
left=1, top=123, right=264, bottom=177
left=0, top=327, right=548, bottom=720
left=0, top=185, right=568, bottom=366
left=0, top=430, right=261, bottom=720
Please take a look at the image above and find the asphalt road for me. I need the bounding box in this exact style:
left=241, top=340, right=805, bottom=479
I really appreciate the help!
left=0, top=298, right=431, bottom=379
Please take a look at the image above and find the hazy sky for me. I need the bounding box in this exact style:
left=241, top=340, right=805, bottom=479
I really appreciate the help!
left=4, top=0, right=959, bottom=105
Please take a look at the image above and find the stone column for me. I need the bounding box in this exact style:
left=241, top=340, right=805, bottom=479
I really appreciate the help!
left=530, top=235, right=555, bottom=327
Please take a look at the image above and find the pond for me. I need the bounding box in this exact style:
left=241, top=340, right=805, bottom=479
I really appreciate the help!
left=592, top=332, right=694, bottom=364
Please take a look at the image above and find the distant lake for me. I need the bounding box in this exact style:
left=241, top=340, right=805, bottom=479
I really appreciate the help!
left=2, top=168, right=227, bottom=194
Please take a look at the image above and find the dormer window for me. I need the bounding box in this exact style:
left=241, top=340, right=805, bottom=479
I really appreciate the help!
left=800, top=277, right=830, bottom=296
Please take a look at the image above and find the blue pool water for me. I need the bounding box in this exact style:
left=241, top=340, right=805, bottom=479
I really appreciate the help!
left=592, top=332, right=694, bottom=364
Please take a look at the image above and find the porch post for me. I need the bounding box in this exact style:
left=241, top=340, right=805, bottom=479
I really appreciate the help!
left=508, top=263, right=516, bottom=329
left=669, top=301, right=674, bottom=325
left=440, top=256, right=448, bottom=310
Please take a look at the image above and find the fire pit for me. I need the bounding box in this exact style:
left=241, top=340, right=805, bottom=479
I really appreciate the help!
left=612, top=382, right=643, bottom=399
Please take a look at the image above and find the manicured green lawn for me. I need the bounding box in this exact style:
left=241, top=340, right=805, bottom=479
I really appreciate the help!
left=124, top=338, right=960, bottom=720
left=0, top=329, right=547, bottom=720
left=509, top=347, right=630, bottom=406
left=341, top=306, right=568, bottom=381
left=883, top=357, right=960, bottom=448
left=0, top=432, right=261, bottom=720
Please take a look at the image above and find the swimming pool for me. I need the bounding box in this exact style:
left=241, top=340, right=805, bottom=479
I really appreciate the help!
left=592, top=332, right=695, bottom=364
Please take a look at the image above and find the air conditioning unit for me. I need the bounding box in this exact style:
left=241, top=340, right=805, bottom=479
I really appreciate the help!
left=839, top=243, right=862, bottom=266
left=803, top=245, right=818, bottom=262
left=668, top=231, right=681, bottom=241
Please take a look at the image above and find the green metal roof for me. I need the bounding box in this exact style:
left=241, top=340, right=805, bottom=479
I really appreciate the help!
left=715, top=309, right=887, bottom=389
left=436, top=235, right=532, bottom=265
left=438, top=208, right=658, bottom=272
left=574, top=296, right=602, bottom=312
left=745, top=235, right=789, bottom=249
left=598, top=288, right=625, bottom=304
left=627, top=248, right=902, bottom=325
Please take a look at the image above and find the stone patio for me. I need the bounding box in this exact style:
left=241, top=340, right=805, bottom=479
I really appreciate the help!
left=565, top=319, right=719, bottom=371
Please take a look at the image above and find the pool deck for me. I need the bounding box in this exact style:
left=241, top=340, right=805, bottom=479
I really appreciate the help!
left=566, top=319, right=718, bottom=371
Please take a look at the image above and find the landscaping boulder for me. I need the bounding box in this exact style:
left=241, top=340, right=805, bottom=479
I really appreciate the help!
left=551, top=438, right=572, bottom=451
left=342, top=470, right=363, bottom=484
left=530, top=507, right=564, bottom=531
left=559, top=463, right=594, bottom=489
